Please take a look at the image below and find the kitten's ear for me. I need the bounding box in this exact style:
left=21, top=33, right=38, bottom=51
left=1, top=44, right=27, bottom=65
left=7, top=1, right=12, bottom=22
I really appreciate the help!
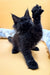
left=11, top=14, right=20, bottom=23
left=24, top=9, right=31, bottom=18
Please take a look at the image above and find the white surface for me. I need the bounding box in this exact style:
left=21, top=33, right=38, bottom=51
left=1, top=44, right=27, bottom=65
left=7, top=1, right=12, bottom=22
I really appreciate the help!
left=0, top=28, right=50, bottom=53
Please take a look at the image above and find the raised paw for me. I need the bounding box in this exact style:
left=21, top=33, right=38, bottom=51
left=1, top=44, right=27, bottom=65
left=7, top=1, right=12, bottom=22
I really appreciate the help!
left=31, top=4, right=44, bottom=18
left=27, top=60, right=38, bottom=70
left=32, top=47, right=39, bottom=51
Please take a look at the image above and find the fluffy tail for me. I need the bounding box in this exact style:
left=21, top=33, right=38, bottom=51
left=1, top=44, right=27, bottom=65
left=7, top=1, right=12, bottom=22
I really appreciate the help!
left=8, top=36, right=12, bottom=43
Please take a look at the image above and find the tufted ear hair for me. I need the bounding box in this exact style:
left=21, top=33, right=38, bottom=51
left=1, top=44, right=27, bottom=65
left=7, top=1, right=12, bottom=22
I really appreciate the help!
left=24, top=9, right=31, bottom=18
left=11, top=14, right=20, bottom=23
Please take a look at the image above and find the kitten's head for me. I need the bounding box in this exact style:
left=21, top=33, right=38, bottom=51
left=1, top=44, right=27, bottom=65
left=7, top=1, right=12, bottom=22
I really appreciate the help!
left=11, top=9, right=32, bottom=34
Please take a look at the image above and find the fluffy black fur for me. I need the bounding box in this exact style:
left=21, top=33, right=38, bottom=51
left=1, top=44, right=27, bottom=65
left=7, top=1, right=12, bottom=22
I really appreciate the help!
left=8, top=5, right=44, bottom=70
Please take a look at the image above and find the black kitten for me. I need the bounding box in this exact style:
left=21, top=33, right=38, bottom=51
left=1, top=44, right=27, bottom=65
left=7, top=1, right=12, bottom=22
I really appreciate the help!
left=8, top=5, right=44, bottom=70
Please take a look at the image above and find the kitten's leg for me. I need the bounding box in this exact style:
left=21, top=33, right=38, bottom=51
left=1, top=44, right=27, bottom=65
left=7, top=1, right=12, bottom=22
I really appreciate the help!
left=12, top=46, right=19, bottom=54
left=32, top=47, right=39, bottom=51
left=8, top=36, right=19, bottom=53
left=8, top=36, right=12, bottom=43
left=21, top=49, right=38, bottom=70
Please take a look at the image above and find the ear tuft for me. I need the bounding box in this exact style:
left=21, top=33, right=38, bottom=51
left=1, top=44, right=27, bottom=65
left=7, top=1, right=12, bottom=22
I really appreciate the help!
left=24, top=9, right=31, bottom=18
left=11, top=14, right=20, bottom=23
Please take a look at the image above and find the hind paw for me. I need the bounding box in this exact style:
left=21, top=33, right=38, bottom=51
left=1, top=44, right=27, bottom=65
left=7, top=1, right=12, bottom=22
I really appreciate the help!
left=32, top=47, right=39, bottom=51
left=12, top=47, right=19, bottom=54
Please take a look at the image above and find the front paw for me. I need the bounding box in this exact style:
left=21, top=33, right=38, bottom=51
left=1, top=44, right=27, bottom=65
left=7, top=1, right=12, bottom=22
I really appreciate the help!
left=27, top=60, right=38, bottom=70
left=12, top=47, right=19, bottom=54
left=31, top=4, right=44, bottom=18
